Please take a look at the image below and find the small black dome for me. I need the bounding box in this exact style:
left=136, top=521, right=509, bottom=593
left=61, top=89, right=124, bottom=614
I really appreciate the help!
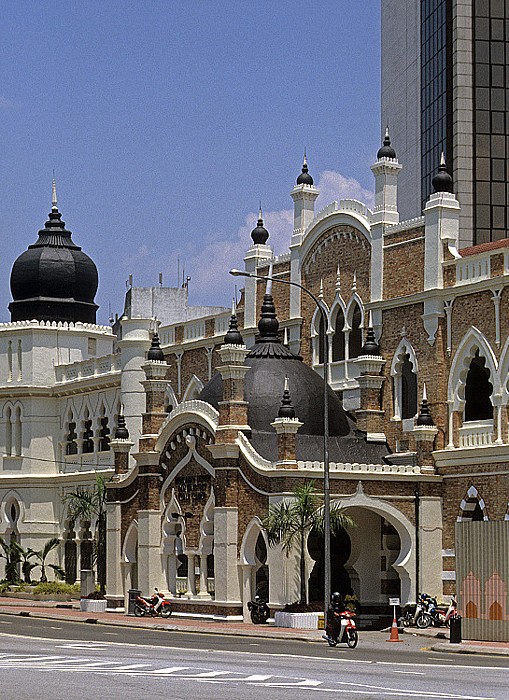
left=296, top=153, right=314, bottom=185
left=278, top=378, right=296, bottom=419
left=360, top=326, right=380, bottom=356
left=251, top=208, right=269, bottom=245
left=9, top=194, right=98, bottom=323
left=432, top=154, right=454, bottom=193
left=377, top=128, right=396, bottom=159
left=114, top=412, right=130, bottom=439
left=223, top=309, right=244, bottom=345
left=147, top=332, right=165, bottom=361
left=416, top=387, right=435, bottom=427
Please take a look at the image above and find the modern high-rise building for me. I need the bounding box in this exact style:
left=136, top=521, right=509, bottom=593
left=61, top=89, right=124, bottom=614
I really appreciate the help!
left=382, top=0, right=509, bottom=248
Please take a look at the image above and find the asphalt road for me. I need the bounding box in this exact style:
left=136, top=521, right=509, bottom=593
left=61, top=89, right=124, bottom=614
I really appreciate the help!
left=0, top=615, right=507, bottom=700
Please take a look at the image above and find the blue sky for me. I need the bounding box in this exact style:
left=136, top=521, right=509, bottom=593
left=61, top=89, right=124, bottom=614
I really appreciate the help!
left=1, top=1, right=380, bottom=324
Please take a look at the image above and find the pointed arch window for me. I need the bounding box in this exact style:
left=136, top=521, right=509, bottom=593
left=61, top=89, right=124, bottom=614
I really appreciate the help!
left=332, top=308, right=346, bottom=362
left=464, top=350, right=493, bottom=422
left=66, top=412, right=78, bottom=455
left=98, top=405, right=110, bottom=452
left=5, top=406, right=12, bottom=456
left=14, top=406, right=22, bottom=456
left=459, top=486, right=487, bottom=522
left=82, top=410, right=94, bottom=453
left=349, top=303, right=363, bottom=359
left=401, top=354, right=418, bottom=419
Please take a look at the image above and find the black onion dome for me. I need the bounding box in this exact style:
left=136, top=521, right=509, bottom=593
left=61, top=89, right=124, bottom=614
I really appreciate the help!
left=360, top=326, right=380, bottom=356
left=147, top=332, right=165, bottom=361
left=416, top=392, right=435, bottom=427
left=114, top=412, right=130, bottom=439
left=199, top=290, right=353, bottom=436
left=223, top=310, right=244, bottom=345
left=9, top=201, right=98, bottom=324
left=278, top=379, right=296, bottom=419
left=251, top=209, right=269, bottom=245
left=377, top=128, right=397, bottom=159
left=296, top=154, right=314, bottom=185
left=432, top=154, right=454, bottom=193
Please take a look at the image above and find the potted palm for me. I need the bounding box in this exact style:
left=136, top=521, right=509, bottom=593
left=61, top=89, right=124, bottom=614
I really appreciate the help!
left=263, top=480, right=354, bottom=629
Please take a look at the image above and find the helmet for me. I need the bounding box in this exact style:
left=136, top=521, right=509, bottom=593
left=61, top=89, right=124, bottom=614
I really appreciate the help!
left=331, top=591, right=342, bottom=605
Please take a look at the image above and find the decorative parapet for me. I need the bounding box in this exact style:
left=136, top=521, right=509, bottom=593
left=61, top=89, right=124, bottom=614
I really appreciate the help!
left=458, top=420, right=494, bottom=448
left=384, top=216, right=425, bottom=235
left=55, top=353, right=121, bottom=383
left=455, top=256, right=490, bottom=285
left=303, top=199, right=371, bottom=239
left=236, top=431, right=274, bottom=470
left=296, top=460, right=422, bottom=475
left=0, top=319, right=112, bottom=333
left=257, top=252, right=291, bottom=268
left=168, top=400, right=219, bottom=427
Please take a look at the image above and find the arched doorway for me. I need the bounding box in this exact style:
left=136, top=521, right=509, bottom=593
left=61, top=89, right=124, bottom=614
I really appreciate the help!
left=307, top=527, right=352, bottom=603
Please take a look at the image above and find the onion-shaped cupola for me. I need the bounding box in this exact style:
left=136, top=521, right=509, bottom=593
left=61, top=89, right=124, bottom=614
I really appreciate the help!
left=147, top=332, right=165, bottom=361
left=432, top=152, right=454, bottom=193
left=223, top=301, right=244, bottom=345
left=114, top=411, right=130, bottom=439
left=296, top=151, right=314, bottom=185
left=377, top=127, right=397, bottom=160
left=250, top=205, right=269, bottom=245
left=360, top=325, right=380, bottom=356
left=9, top=180, right=99, bottom=323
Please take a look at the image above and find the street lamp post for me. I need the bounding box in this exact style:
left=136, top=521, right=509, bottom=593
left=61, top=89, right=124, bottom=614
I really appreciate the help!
left=229, top=268, right=331, bottom=621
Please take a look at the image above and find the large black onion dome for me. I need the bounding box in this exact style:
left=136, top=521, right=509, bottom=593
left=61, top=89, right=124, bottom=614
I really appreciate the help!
left=251, top=207, right=269, bottom=245
left=432, top=153, right=453, bottom=193
left=147, top=332, right=165, bottom=361
left=9, top=192, right=98, bottom=324
left=377, top=127, right=396, bottom=159
left=223, top=309, right=244, bottom=345
left=199, top=291, right=354, bottom=436
left=296, top=153, right=314, bottom=185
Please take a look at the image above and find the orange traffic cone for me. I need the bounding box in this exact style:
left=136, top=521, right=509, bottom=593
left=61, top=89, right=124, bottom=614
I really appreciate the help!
left=387, top=612, right=402, bottom=642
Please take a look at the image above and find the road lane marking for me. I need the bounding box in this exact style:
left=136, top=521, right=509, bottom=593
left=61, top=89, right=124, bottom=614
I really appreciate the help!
left=393, top=670, right=426, bottom=675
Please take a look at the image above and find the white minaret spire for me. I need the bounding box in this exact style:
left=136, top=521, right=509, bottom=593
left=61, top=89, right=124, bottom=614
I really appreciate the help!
left=52, top=172, right=58, bottom=211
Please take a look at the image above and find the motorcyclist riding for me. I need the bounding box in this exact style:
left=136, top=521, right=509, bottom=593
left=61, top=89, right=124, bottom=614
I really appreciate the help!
left=327, top=592, right=346, bottom=642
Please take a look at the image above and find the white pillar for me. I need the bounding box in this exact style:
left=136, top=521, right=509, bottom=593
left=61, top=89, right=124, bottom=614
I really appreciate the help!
left=137, top=510, right=163, bottom=596
left=213, top=507, right=241, bottom=603
left=105, top=501, right=124, bottom=608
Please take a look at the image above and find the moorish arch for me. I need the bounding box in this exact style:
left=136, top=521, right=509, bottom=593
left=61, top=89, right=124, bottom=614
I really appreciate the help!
left=240, top=517, right=270, bottom=617
left=391, top=337, right=419, bottom=421
left=299, top=210, right=372, bottom=271
left=329, top=483, right=416, bottom=603
left=448, top=327, right=498, bottom=414
left=122, top=519, right=138, bottom=599
left=458, top=485, right=488, bottom=522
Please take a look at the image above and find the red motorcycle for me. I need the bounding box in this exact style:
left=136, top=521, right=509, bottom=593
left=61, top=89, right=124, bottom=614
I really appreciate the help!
left=134, top=588, right=172, bottom=618
left=323, top=610, right=358, bottom=648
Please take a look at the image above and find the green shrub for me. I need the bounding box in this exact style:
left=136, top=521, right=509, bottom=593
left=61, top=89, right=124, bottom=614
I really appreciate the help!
left=32, top=581, right=79, bottom=596
left=0, top=581, right=11, bottom=593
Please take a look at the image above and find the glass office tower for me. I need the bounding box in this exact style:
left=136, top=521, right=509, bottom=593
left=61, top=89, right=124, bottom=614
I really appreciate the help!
left=382, top=0, right=509, bottom=247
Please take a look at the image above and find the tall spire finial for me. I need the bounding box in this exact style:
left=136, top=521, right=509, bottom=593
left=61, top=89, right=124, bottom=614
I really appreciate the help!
left=319, top=278, right=324, bottom=300
left=352, top=270, right=357, bottom=291
left=296, top=149, right=314, bottom=185
left=416, top=383, right=434, bottom=426
left=335, top=264, right=341, bottom=292
left=278, top=376, right=296, bottom=419
left=250, top=202, right=269, bottom=244
left=258, top=200, right=263, bottom=221
left=377, top=125, right=396, bottom=159
left=52, top=172, right=58, bottom=211
left=432, top=151, right=454, bottom=193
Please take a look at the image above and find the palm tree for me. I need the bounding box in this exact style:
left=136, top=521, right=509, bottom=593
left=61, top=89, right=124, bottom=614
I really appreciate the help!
left=28, top=538, right=65, bottom=583
left=0, top=537, right=23, bottom=584
left=63, top=473, right=107, bottom=595
left=262, top=480, right=354, bottom=605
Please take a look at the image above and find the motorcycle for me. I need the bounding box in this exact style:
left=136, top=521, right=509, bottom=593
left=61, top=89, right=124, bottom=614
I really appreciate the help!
left=323, top=609, right=358, bottom=648
left=429, top=596, right=457, bottom=627
left=399, top=593, right=433, bottom=629
left=247, top=596, right=270, bottom=624
left=133, top=588, right=172, bottom=618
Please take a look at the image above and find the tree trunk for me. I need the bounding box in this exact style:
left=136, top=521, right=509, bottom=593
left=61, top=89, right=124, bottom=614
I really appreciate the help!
left=299, top=529, right=306, bottom=605
left=97, top=511, right=107, bottom=596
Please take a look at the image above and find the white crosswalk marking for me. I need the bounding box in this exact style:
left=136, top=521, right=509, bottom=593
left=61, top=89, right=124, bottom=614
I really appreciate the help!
left=144, top=666, right=189, bottom=675
left=194, top=671, right=233, bottom=677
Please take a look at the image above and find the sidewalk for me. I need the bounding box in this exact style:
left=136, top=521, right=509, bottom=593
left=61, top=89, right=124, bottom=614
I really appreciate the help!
left=0, top=597, right=508, bottom=656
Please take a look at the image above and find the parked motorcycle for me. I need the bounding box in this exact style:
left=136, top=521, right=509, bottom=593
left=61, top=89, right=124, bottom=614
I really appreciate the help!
left=134, top=588, right=172, bottom=618
left=323, top=609, right=358, bottom=648
left=247, top=596, right=270, bottom=624
left=399, top=593, right=433, bottom=629
left=429, top=596, right=457, bottom=627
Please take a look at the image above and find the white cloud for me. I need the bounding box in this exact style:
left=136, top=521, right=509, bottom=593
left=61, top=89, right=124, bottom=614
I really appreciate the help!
left=119, top=170, right=374, bottom=307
